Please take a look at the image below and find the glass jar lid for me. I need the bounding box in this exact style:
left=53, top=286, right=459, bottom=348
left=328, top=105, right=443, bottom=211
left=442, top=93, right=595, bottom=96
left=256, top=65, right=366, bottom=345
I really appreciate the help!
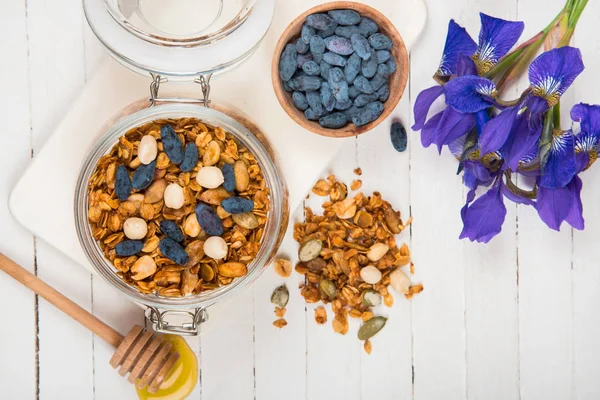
left=83, top=0, right=274, bottom=78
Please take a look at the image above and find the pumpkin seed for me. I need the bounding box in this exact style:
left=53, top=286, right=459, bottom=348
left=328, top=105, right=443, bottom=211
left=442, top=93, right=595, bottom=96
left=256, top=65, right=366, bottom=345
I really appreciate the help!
left=271, top=285, right=289, bottom=308
left=320, top=279, right=337, bottom=299
left=200, top=264, right=215, bottom=282
left=357, top=316, right=387, bottom=340
left=298, top=239, right=323, bottom=262
left=362, top=290, right=381, bottom=307
left=232, top=212, right=259, bottom=229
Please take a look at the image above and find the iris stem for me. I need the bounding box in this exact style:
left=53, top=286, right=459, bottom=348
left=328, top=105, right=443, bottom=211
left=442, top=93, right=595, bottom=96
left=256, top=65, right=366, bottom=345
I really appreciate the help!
left=553, top=101, right=562, bottom=130
left=538, top=108, right=555, bottom=169
left=504, top=170, right=538, bottom=199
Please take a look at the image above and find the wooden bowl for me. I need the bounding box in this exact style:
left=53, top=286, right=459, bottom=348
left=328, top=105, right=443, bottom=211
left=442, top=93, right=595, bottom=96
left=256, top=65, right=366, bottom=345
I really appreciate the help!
left=272, top=1, right=409, bottom=138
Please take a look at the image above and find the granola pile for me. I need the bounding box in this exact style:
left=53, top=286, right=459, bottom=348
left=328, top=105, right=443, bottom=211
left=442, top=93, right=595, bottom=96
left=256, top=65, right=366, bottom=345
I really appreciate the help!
left=87, top=117, right=270, bottom=297
left=292, top=174, right=422, bottom=353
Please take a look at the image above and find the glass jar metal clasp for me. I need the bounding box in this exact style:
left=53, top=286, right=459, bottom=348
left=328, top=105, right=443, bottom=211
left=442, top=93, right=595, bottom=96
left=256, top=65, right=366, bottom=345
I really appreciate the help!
left=148, top=73, right=213, bottom=107
left=145, top=306, right=209, bottom=336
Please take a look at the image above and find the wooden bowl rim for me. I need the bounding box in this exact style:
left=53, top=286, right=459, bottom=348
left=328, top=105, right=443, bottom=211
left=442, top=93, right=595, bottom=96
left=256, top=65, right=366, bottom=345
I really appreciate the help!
left=271, top=1, right=409, bottom=138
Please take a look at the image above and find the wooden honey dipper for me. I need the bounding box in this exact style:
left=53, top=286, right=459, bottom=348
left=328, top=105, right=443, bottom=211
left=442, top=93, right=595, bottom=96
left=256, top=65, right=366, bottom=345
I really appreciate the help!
left=0, top=253, right=180, bottom=394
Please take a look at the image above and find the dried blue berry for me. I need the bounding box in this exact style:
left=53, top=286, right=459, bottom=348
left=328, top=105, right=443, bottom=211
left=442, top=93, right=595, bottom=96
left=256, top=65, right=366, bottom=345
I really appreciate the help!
left=221, top=197, right=255, bottom=214
left=368, top=33, right=392, bottom=50
left=328, top=67, right=349, bottom=103
left=354, top=93, right=379, bottom=107
left=279, top=43, right=297, bottom=82
left=325, top=36, right=354, bottom=56
left=221, top=163, right=236, bottom=192
left=159, top=238, right=189, bottom=265
left=290, top=75, right=322, bottom=91
left=180, top=143, right=199, bottom=172
left=334, top=98, right=353, bottom=111
left=319, top=112, right=349, bottom=128
left=195, top=204, right=223, bottom=236
left=304, top=108, right=320, bottom=121
left=131, top=160, right=156, bottom=190
left=115, top=240, right=143, bottom=256
left=306, top=91, right=324, bottom=116
left=328, top=10, right=361, bottom=26
left=352, top=101, right=384, bottom=126
left=370, top=63, right=391, bottom=92
left=344, top=53, right=361, bottom=83
left=351, top=34, right=372, bottom=60
left=361, top=50, right=378, bottom=78
left=306, top=14, right=337, bottom=30
left=348, top=85, right=361, bottom=99
left=292, top=91, right=309, bottom=111
left=320, top=83, right=335, bottom=112
left=297, top=52, right=314, bottom=69
left=302, top=60, right=321, bottom=76
left=335, top=25, right=366, bottom=39
left=343, top=105, right=363, bottom=119
left=320, top=60, right=332, bottom=80
left=301, top=24, right=316, bottom=44
left=390, top=122, right=407, bottom=152
left=296, top=37, right=309, bottom=54
left=283, top=81, right=293, bottom=92
left=160, top=220, right=184, bottom=243
left=354, top=76, right=374, bottom=94
left=317, top=24, right=338, bottom=38
left=377, top=84, right=390, bottom=102
left=358, top=18, right=379, bottom=36
left=160, top=125, right=184, bottom=165
left=115, top=164, right=132, bottom=201
left=376, top=50, right=391, bottom=63
left=386, top=57, right=397, bottom=73
left=310, top=36, right=326, bottom=63
left=322, top=52, right=347, bottom=67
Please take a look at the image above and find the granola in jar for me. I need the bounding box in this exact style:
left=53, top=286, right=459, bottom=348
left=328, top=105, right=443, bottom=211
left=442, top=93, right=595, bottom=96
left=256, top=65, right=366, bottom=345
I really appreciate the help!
left=87, top=117, right=270, bottom=297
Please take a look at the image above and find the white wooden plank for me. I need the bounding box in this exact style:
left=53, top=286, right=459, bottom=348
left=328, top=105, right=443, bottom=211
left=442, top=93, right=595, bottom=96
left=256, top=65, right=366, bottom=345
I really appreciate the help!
left=305, top=140, right=362, bottom=400
left=0, top=0, right=37, bottom=398
left=409, top=1, right=470, bottom=398
left=200, top=289, right=256, bottom=400
left=570, top=2, right=600, bottom=398
left=27, top=0, right=86, bottom=151
left=25, top=0, right=94, bottom=398
left=254, top=222, right=307, bottom=400
left=90, top=277, right=145, bottom=400
left=357, top=92, right=413, bottom=399
left=35, top=244, right=94, bottom=400
left=516, top=3, right=575, bottom=399
left=462, top=2, right=520, bottom=399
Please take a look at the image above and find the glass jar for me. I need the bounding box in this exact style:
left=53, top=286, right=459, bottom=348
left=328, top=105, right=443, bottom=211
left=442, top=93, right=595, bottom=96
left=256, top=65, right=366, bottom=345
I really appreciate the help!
left=75, top=104, right=289, bottom=334
left=77, top=0, right=284, bottom=335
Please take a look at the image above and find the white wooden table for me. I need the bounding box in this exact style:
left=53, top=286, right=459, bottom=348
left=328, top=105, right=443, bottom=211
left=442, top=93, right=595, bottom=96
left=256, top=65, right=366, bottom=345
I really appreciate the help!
left=2, top=0, right=600, bottom=399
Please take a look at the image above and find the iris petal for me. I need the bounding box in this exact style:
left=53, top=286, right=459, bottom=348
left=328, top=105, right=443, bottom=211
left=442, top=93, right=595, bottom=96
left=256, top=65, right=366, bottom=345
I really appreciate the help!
left=420, top=111, right=444, bottom=148
left=456, top=54, right=478, bottom=76
left=433, top=108, right=476, bottom=152
left=529, top=47, right=584, bottom=107
left=571, top=103, right=600, bottom=135
left=536, top=179, right=574, bottom=231
left=445, top=76, right=497, bottom=113
left=565, top=176, right=584, bottom=230
left=459, top=182, right=507, bottom=243
left=539, top=130, right=576, bottom=188
left=501, top=113, right=542, bottom=171
left=479, top=106, right=518, bottom=155
left=473, top=13, right=524, bottom=75
left=412, top=85, right=446, bottom=131
left=436, top=20, right=477, bottom=77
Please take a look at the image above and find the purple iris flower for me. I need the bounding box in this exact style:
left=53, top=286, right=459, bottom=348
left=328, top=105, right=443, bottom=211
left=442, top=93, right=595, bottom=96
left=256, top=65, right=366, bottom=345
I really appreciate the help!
left=478, top=47, right=585, bottom=167
left=460, top=180, right=507, bottom=244
left=413, top=14, right=524, bottom=152
left=534, top=103, right=600, bottom=231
